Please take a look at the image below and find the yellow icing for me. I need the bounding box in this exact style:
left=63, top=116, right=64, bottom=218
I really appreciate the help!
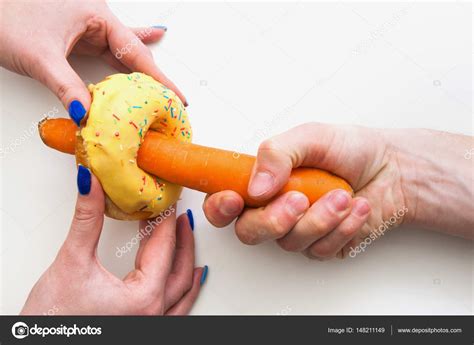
left=82, top=73, right=192, bottom=217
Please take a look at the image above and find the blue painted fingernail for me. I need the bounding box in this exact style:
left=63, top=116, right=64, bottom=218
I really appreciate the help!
left=77, top=165, right=91, bottom=195
left=186, top=209, right=194, bottom=231
left=152, top=25, right=167, bottom=31
left=68, top=100, right=86, bottom=126
left=200, top=265, right=208, bottom=286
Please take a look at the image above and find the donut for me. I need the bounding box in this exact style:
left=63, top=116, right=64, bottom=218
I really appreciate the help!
left=76, top=73, right=192, bottom=220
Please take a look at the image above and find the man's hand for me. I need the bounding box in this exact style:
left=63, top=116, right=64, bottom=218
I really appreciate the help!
left=204, top=123, right=474, bottom=260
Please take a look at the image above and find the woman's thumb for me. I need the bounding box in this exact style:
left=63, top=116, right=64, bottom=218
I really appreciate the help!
left=64, top=165, right=105, bottom=258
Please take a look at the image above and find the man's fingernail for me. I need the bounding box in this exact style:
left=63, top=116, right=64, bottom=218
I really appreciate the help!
left=248, top=171, right=274, bottom=197
left=68, top=100, right=86, bottom=126
left=285, top=192, right=308, bottom=216
left=200, top=265, right=208, bottom=286
left=220, top=196, right=241, bottom=216
left=354, top=200, right=370, bottom=216
left=186, top=209, right=194, bottom=231
left=328, top=190, right=350, bottom=212
left=152, top=25, right=168, bottom=31
left=77, top=165, right=91, bottom=195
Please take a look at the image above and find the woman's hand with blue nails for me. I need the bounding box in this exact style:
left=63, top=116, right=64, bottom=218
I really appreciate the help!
left=21, top=167, right=206, bottom=315
left=0, top=0, right=187, bottom=125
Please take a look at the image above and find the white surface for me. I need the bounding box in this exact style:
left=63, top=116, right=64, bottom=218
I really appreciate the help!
left=0, top=1, right=472, bottom=315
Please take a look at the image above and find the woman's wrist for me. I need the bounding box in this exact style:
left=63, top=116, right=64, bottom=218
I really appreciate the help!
left=384, top=128, right=473, bottom=238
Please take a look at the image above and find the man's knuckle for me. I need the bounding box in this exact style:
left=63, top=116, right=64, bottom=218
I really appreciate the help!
left=235, top=225, right=257, bottom=245
left=258, top=138, right=280, bottom=154
left=305, top=215, right=331, bottom=236
left=340, top=223, right=357, bottom=236
left=266, top=216, right=287, bottom=237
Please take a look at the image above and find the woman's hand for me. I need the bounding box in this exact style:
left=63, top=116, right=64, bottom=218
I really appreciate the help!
left=0, top=0, right=186, bottom=124
left=203, top=123, right=474, bottom=259
left=21, top=167, right=207, bottom=315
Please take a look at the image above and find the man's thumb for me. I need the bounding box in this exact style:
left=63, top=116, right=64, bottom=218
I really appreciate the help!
left=65, top=165, right=105, bottom=257
left=248, top=137, right=299, bottom=200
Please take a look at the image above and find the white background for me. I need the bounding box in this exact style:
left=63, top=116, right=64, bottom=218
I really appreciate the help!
left=1, top=1, right=472, bottom=315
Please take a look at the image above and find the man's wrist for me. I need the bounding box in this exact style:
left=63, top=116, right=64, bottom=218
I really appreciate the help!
left=384, top=128, right=473, bottom=238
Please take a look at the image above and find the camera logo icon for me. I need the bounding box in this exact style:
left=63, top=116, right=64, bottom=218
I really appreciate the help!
left=12, top=322, right=29, bottom=339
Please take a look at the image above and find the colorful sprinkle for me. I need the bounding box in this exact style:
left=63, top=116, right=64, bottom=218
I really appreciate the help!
left=132, top=106, right=142, bottom=109
left=164, top=98, right=173, bottom=111
left=112, top=114, right=121, bottom=121
left=129, top=121, right=138, bottom=129
left=114, top=131, right=120, bottom=137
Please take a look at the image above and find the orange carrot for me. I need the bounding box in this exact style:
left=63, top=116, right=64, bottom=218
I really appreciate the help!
left=38, top=118, right=77, bottom=154
left=139, top=131, right=352, bottom=207
left=39, top=118, right=353, bottom=207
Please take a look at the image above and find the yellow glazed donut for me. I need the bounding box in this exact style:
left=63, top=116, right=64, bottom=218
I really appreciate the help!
left=76, top=73, right=192, bottom=220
